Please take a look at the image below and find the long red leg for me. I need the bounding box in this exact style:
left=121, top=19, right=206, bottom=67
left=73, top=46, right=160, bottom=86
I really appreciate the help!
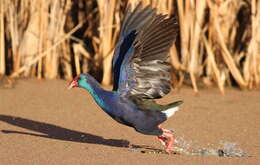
left=163, top=131, right=174, bottom=152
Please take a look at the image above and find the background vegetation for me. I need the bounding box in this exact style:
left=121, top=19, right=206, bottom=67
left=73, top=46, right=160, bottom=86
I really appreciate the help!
left=0, top=0, right=259, bottom=93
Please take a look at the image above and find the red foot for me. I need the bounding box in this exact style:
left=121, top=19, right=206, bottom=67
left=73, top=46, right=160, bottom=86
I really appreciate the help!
left=157, top=125, right=174, bottom=153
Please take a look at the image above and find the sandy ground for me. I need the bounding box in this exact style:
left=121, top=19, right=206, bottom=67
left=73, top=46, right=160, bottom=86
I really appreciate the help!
left=0, top=79, right=259, bottom=165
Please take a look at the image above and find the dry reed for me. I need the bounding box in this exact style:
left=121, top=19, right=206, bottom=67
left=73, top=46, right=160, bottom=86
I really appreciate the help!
left=0, top=1, right=5, bottom=75
left=1, top=0, right=259, bottom=92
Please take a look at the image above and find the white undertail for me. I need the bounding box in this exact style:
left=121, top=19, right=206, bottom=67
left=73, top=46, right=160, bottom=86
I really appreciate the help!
left=162, top=107, right=180, bottom=118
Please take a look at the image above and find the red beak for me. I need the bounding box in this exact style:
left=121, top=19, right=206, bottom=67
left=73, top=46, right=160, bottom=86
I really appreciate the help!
left=67, top=75, right=80, bottom=89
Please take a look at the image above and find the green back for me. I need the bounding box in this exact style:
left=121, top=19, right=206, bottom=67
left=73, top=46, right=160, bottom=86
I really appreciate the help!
left=130, top=97, right=183, bottom=111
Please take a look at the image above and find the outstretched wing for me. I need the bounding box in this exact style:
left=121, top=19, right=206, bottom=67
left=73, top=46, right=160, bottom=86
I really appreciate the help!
left=112, top=3, right=156, bottom=91
left=112, top=3, right=178, bottom=99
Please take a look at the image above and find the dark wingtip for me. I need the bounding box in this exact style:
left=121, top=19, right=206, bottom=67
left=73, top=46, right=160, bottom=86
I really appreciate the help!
left=168, top=100, right=184, bottom=107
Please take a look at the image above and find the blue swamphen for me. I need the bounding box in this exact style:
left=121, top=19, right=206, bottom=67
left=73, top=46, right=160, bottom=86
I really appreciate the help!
left=67, top=3, right=182, bottom=152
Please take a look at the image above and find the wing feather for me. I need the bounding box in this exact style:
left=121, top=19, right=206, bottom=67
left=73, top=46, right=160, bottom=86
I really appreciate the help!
left=112, top=3, right=156, bottom=90
left=112, top=3, right=178, bottom=100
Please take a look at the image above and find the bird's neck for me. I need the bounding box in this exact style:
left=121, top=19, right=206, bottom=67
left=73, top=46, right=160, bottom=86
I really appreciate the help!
left=80, top=77, right=108, bottom=108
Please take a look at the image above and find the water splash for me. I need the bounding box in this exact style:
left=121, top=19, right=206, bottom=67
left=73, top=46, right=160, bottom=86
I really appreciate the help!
left=129, top=136, right=248, bottom=157
left=221, top=141, right=247, bottom=157
left=174, top=137, right=248, bottom=157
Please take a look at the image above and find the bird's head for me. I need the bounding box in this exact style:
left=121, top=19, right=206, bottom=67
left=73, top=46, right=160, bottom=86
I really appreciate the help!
left=67, top=74, right=89, bottom=89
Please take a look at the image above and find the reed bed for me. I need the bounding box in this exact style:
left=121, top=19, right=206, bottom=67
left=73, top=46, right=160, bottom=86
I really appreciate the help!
left=1, top=0, right=259, bottom=92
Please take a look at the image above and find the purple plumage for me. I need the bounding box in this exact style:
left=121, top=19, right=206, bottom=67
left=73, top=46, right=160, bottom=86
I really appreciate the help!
left=68, top=3, right=182, bottom=153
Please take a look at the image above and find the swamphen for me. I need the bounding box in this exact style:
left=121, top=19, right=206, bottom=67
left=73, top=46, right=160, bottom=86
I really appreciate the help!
left=67, top=3, right=182, bottom=152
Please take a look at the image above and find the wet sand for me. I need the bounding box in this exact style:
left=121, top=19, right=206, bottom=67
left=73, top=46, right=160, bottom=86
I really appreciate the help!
left=0, top=79, right=259, bottom=164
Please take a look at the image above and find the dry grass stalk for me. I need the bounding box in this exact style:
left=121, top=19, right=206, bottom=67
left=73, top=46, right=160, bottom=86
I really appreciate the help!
left=203, top=34, right=225, bottom=94
left=208, top=0, right=247, bottom=88
left=243, top=0, right=260, bottom=88
left=176, top=0, right=207, bottom=92
left=97, top=0, right=119, bottom=85
left=44, top=0, right=70, bottom=79
left=2, top=0, right=259, bottom=92
left=72, top=43, right=91, bottom=75
left=5, top=0, right=24, bottom=73
left=37, top=0, right=47, bottom=79
left=61, top=41, right=72, bottom=80
left=189, top=0, right=207, bottom=93
left=10, top=21, right=83, bottom=78
left=0, top=1, right=5, bottom=75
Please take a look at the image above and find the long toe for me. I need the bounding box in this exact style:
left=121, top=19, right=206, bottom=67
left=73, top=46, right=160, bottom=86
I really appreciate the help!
left=166, top=146, right=173, bottom=153
left=157, top=136, right=167, bottom=146
left=161, top=128, right=175, bottom=153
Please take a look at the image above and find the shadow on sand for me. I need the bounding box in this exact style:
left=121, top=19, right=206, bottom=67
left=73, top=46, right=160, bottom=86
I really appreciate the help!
left=0, top=115, right=130, bottom=148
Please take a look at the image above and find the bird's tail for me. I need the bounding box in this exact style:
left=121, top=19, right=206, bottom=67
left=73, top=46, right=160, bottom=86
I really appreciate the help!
left=161, top=100, right=183, bottom=118
left=162, top=100, right=183, bottom=110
